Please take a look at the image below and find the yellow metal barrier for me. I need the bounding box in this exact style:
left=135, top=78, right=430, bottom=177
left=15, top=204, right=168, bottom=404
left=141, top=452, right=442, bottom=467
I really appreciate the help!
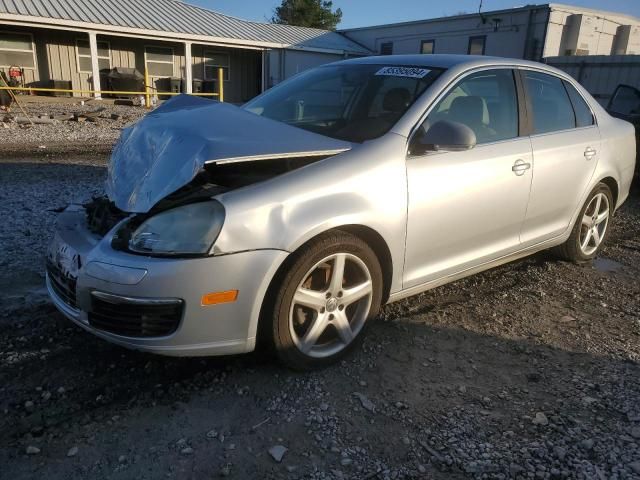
left=0, top=86, right=221, bottom=97
left=0, top=67, right=226, bottom=105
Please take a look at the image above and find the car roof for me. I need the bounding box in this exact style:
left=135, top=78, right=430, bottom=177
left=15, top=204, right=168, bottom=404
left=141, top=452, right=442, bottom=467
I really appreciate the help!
left=335, top=54, right=553, bottom=71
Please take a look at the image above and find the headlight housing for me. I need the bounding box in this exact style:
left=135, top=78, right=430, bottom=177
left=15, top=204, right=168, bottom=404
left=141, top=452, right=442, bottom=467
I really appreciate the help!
left=128, top=201, right=225, bottom=256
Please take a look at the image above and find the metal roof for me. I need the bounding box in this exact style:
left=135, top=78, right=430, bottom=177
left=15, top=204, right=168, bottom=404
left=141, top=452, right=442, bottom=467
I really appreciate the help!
left=0, top=0, right=371, bottom=54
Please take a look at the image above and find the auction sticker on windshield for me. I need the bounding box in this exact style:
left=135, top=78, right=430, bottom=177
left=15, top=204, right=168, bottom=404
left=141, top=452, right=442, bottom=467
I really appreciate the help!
left=375, top=66, right=431, bottom=78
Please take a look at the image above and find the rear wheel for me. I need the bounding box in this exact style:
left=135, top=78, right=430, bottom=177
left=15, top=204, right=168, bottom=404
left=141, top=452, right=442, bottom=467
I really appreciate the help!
left=269, top=231, right=382, bottom=370
left=555, top=183, right=613, bottom=262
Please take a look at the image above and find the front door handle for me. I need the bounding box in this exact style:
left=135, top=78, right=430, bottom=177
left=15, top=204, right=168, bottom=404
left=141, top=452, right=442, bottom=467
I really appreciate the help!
left=584, top=147, right=597, bottom=160
left=512, top=159, right=531, bottom=176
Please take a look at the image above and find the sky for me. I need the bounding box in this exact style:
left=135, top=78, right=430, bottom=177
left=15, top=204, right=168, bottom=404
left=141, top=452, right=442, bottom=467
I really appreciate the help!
left=189, top=0, right=640, bottom=29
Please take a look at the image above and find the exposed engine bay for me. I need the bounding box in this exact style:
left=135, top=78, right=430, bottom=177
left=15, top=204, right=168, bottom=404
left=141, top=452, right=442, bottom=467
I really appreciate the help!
left=86, top=155, right=329, bottom=247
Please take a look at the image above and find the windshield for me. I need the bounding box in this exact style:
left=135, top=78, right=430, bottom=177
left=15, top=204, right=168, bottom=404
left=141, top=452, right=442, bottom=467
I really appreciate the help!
left=243, top=64, right=443, bottom=143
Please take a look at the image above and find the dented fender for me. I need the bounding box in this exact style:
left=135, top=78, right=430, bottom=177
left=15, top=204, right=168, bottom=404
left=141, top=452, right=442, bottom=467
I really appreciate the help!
left=213, top=134, right=409, bottom=294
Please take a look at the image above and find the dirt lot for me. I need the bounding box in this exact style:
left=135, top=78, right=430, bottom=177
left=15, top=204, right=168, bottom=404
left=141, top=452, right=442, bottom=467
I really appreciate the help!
left=1, top=154, right=639, bottom=480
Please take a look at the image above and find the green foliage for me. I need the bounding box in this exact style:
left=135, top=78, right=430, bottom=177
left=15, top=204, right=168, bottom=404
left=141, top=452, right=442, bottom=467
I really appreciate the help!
left=272, top=0, right=343, bottom=31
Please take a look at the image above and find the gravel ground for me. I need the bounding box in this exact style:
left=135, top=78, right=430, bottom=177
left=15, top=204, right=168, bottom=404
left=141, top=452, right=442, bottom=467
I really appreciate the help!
left=1, top=156, right=639, bottom=480
left=0, top=100, right=146, bottom=156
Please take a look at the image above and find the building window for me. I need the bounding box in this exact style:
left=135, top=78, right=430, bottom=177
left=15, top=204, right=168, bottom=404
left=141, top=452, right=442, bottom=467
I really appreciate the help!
left=76, top=39, right=110, bottom=73
left=421, top=40, right=435, bottom=54
left=203, top=50, right=230, bottom=81
left=145, top=46, right=174, bottom=76
left=0, top=31, right=36, bottom=68
left=468, top=36, right=486, bottom=55
left=380, top=42, right=393, bottom=55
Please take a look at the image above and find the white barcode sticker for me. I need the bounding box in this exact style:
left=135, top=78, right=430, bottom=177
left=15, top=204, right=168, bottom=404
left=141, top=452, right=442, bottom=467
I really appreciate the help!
left=375, top=66, right=430, bottom=78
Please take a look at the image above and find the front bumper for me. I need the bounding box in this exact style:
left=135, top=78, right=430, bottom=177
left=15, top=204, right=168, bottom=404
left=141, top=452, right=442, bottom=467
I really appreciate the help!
left=46, top=206, right=288, bottom=356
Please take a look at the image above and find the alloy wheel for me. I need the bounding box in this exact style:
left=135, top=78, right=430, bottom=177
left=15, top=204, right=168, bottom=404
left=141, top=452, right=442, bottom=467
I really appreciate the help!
left=579, top=192, right=610, bottom=256
left=288, top=253, right=373, bottom=358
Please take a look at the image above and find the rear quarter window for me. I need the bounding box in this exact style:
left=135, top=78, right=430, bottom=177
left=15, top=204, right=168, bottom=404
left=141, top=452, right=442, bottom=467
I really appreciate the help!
left=564, top=81, right=594, bottom=128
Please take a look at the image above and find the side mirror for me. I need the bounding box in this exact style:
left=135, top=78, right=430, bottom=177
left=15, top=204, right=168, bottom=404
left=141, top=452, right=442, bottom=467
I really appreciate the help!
left=411, top=120, right=477, bottom=155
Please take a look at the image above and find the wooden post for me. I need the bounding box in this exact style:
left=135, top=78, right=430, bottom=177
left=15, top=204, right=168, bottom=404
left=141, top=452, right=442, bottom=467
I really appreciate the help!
left=218, top=67, right=224, bottom=102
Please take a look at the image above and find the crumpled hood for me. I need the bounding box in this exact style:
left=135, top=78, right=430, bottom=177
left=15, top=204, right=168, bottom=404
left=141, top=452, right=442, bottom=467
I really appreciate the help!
left=106, top=95, right=351, bottom=213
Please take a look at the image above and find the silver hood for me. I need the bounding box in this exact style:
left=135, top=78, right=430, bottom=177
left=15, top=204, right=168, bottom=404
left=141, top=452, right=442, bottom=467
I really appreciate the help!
left=106, top=95, right=351, bottom=213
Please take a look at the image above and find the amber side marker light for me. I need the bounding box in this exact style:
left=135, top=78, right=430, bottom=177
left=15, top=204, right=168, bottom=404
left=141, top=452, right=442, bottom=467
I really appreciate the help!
left=201, top=290, right=238, bottom=306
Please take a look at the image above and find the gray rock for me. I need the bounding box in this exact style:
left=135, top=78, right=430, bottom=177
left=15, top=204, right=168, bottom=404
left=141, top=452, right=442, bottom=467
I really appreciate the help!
left=181, top=447, right=194, bottom=455
left=353, top=392, right=375, bottom=413
left=580, top=439, right=594, bottom=450
left=67, top=446, right=78, bottom=457
left=629, top=462, right=640, bottom=474
left=532, top=412, right=548, bottom=426
left=630, top=427, right=640, bottom=439
left=553, top=446, right=567, bottom=461
left=268, top=445, right=287, bottom=463
left=340, top=457, right=353, bottom=466
left=26, top=446, right=40, bottom=455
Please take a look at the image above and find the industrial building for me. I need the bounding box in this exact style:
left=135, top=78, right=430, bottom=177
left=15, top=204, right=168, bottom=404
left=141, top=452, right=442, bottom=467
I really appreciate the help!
left=0, top=0, right=369, bottom=103
left=340, top=3, right=640, bottom=61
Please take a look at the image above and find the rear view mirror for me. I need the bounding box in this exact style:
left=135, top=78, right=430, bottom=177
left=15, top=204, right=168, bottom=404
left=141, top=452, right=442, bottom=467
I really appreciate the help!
left=411, top=120, right=477, bottom=155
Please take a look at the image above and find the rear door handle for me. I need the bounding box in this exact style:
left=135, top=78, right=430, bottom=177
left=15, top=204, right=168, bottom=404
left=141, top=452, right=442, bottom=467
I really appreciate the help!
left=512, top=159, right=531, bottom=176
left=584, top=147, right=597, bottom=160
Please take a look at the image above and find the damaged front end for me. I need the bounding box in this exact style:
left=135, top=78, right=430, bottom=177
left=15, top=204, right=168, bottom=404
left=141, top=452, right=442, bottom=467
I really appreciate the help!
left=88, top=153, right=336, bottom=257
left=106, top=94, right=351, bottom=214
left=83, top=94, right=351, bottom=257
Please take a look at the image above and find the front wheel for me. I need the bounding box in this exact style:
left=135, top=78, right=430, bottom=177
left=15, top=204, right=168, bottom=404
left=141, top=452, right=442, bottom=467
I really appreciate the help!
left=555, top=183, right=613, bottom=262
left=268, top=231, right=383, bottom=370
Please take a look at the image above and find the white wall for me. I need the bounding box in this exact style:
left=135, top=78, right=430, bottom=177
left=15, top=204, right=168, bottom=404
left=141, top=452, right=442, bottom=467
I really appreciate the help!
left=341, top=4, right=640, bottom=61
left=341, top=7, right=549, bottom=60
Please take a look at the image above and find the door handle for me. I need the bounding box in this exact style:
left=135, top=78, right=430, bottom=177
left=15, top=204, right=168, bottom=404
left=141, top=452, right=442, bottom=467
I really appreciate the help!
left=512, top=159, right=531, bottom=176
left=584, top=147, right=597, bottom=160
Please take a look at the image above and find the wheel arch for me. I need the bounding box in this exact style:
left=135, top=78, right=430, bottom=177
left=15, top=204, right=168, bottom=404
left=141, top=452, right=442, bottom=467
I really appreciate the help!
left=255, top=224, right=394, bottom=349
left=599, top=176, right=619, bottom=209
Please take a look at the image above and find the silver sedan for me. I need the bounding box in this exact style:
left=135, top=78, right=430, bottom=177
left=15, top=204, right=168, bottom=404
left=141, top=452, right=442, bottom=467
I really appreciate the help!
left=47, top=55, right=636, bottom=369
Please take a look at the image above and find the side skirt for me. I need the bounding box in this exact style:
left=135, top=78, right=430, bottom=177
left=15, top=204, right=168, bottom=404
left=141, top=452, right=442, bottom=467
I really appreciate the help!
left=387, top=233, right=569, bottom=304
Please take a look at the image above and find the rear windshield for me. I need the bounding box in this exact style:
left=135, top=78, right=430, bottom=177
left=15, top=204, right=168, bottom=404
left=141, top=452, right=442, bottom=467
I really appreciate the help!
left=244, top=64, right=444, bottom=142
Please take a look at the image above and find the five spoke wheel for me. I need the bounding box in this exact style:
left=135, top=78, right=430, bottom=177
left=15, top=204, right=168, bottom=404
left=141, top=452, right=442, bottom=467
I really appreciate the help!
left=579, top=192, right=610, bottom=256
left=289, top=253, right=373, bottom=358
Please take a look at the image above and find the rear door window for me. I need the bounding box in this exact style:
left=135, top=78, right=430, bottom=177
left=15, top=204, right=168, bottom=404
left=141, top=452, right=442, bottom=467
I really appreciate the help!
left=524, top=71, right=575, bottom=134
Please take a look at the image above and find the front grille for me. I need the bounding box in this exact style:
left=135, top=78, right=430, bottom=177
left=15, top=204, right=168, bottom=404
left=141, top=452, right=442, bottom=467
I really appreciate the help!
left=88, top=292, right=183, bottom=338
left=46, top=260, right=78, bottom=309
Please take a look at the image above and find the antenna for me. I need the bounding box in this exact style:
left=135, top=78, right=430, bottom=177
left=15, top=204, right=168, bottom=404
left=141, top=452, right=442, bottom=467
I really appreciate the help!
left=478, top=0, right=486, bottom=24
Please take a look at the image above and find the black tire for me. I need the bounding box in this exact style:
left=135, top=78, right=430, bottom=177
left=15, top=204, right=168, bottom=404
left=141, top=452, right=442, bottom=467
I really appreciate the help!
left=555, top=182, right=613, bottom=263
left=267, top=231, right=383, bottom=371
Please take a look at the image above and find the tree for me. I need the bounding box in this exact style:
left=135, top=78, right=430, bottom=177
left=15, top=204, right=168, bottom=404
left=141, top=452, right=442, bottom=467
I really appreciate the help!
left=272, top=0, right=342, bottom=31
